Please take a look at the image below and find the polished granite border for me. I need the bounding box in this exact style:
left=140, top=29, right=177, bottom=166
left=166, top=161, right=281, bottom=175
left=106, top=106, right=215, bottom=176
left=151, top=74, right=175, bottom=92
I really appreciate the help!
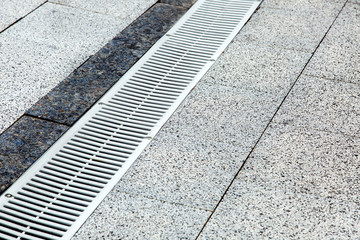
left=0, top=0, right=194, bottom=194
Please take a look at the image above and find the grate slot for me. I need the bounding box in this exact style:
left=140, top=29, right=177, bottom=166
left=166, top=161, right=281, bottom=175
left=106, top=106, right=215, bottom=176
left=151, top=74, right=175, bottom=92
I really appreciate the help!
left=0, top=0, right=261, bottom=238
left=113, top=92, right=174, bottom=107
left=0, top=209, right=66, bottom=235
left=14, top=194, right=82, bottom=218
left=0, top=217, right=58, bottom=240
left=74, top=131, right=138, bottom=149
left=0, top=225, right=39, bottom=240
left=6, top=200, right=73, bottom=226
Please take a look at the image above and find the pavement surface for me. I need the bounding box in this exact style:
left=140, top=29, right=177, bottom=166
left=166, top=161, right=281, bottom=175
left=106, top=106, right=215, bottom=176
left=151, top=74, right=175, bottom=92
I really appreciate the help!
left=1, top=0, right=360, bottom=239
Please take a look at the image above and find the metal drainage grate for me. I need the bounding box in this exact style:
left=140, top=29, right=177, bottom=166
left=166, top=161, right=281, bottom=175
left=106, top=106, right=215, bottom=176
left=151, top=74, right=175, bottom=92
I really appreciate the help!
left=0, top=0, right=260, bottom=239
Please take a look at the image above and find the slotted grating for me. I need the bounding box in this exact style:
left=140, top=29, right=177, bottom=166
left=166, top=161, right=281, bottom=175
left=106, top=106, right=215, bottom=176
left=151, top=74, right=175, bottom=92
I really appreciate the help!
left=0, top=0, right=261, bottom=239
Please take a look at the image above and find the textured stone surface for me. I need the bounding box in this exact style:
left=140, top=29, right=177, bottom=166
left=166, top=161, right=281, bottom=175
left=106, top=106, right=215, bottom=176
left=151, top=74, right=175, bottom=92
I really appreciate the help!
left=203, top=42, right=311, bottom=95
left=5, top=3, right=126, bottom=54
left=27, top=3, right=187, bottom=125
left=304, top=3, right=360, bottom=83
left=273, top=76, right=360, bottom=137
left=261, top=0, right=346, bottom=17
left=161, top=0, right=197, bottom=8
left=7, top=3, right=129, bottom=56
left=118, top=133, right=248, bottom=210
left=0, top=36, right=86, bottom=133
left=0, top=116, right=68, bottom=194
left=50, top=0, right=157, bottom=20
left=72, top=191, right=209, bottom=239
left=199, top=123, right=360, bottom=239
left=0, top=0, right=45, bottom=31
left=2, top=0, right=155, bottom=133
left=236, top=6, right=334, bottom=52
left=162, top=82, right=280, bottom=148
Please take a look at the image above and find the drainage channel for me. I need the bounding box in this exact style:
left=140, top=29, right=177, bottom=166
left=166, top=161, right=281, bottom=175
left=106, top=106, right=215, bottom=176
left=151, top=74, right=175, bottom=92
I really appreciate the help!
left=0, top=0, right=261, bottom=239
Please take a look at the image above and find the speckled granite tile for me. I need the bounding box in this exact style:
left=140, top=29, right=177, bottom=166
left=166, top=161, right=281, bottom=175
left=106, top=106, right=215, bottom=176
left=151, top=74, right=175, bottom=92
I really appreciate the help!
left=72, top=191, right=209, bottom=239
left=162, top=82, right=280, bottom=148
left=304, top=3, right=360, bottom=83
left=49, top=0, right=157, bottom=20
left=273, top=75, right=360, bottom=137
left=199, top=123, right=360, bottom=239
left=0, top=116, right=68, bottom=194
left=26, top=3, right=187, bottom=125
left=118, top=133, right=249, bottom=210
left=244, top=123, right=360, bottom=203
left=0, top=0, right=45, bottom=31
left=235, top=6, right=334, bottom=52
left=5, top=3, right=127, bottom=55
left=0, top=36, right=87, bottom=134
left=203, top=42, right=311, bottom=96
left=160, top=0, right=197, bottom=8
left=200, top=184, right=360, bottom=239
left=349, top=0, right=360, bottom=4
left=261, top=0, right=346, bottom=17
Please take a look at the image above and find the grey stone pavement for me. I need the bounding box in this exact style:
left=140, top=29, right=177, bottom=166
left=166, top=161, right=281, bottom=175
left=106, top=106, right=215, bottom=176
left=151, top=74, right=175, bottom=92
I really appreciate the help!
left=1, top=0, right=360, bottom=239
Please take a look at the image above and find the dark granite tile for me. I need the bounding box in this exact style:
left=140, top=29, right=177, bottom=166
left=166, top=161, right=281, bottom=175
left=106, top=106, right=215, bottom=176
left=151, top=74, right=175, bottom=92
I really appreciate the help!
left=26, top=3, right=187, bottom=126
left=161, top=0, right=197, bottom=8
left=0, top=116, right=68, bottom=194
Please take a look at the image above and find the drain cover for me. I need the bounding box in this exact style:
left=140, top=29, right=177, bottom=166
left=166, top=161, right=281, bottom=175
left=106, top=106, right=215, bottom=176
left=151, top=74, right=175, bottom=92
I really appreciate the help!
left=0, top=0, right=261, bottom=239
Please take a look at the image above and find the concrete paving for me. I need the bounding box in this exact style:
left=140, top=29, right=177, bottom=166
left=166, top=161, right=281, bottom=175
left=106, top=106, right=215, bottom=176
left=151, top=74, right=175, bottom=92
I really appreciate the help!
left=1, top=0, right=360, bottom=239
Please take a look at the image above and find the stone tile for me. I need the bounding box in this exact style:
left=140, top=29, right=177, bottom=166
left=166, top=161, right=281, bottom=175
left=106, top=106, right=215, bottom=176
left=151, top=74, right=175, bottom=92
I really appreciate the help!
left=72, top=191, right=209, bottom=239
left=4, top=2, right=125, bottom=55
left=0, top=36, right=87, bottom=133
left=0, top=116, right=68, bottom=194
left=236, top=6, right=334, bottom=52
left=160, top=0, right=197, bottom=8
left=304, top=3, right=360, bottom=83
left=349, top=0, right=360, bottom=4
left=199, top=123, right=360, bottom=239
left=0, top=0, right=45, bottom=31
left=162, top=82, right=280, bottom=148
left=244, top=123, right=360, bottom=203
left=261, top=0, right=346, bottom=17
left=203, top=42, right=311, bottom=96
left=26, top=3, right=187, bottom=126
left=200, top=184, right=360, bottom=239
left=273, top=76, right=360, bottom=137
left=118, top=133, right=248, bottom=210
left=50, top=0, right=156, bottom=21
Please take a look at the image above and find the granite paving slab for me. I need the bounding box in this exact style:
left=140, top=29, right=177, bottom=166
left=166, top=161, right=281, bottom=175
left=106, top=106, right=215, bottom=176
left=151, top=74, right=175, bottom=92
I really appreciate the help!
left=203, top=41, right=311, bottom=96
left=26, top=3, right=187, bottom=126
left=118, top=133, right=249, bottom=210
left=162, top=82, right=280, bottom=148
left=235, top=6, right=335, bottom=52
left=304, top=3, right=360, bottom=83
left=0, top=0, right=45, bottom=31
left=261, top=0, right=346, bottom=18
left=72, top=191, right=209, bottom=239
left=241, top=123, right=360, bottom=204
left=0, top=36, right=88, bottom=133
left=273, top=75, right=360, bottom=137
left=0, top=116, right=68, bottom=194
left=4, top=2, right=126, bottom=55
left=199, top=123, right=360, bottom=239
left=49, top=0, right=157, bottom=22
left=200, top=184, right=360, bottom=239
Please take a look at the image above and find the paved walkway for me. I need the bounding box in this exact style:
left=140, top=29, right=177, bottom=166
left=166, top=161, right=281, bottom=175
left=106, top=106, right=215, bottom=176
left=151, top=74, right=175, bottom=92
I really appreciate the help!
left=0, top=0, right=157, bottom=134
left=1, top=0, right=360, bottom=239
